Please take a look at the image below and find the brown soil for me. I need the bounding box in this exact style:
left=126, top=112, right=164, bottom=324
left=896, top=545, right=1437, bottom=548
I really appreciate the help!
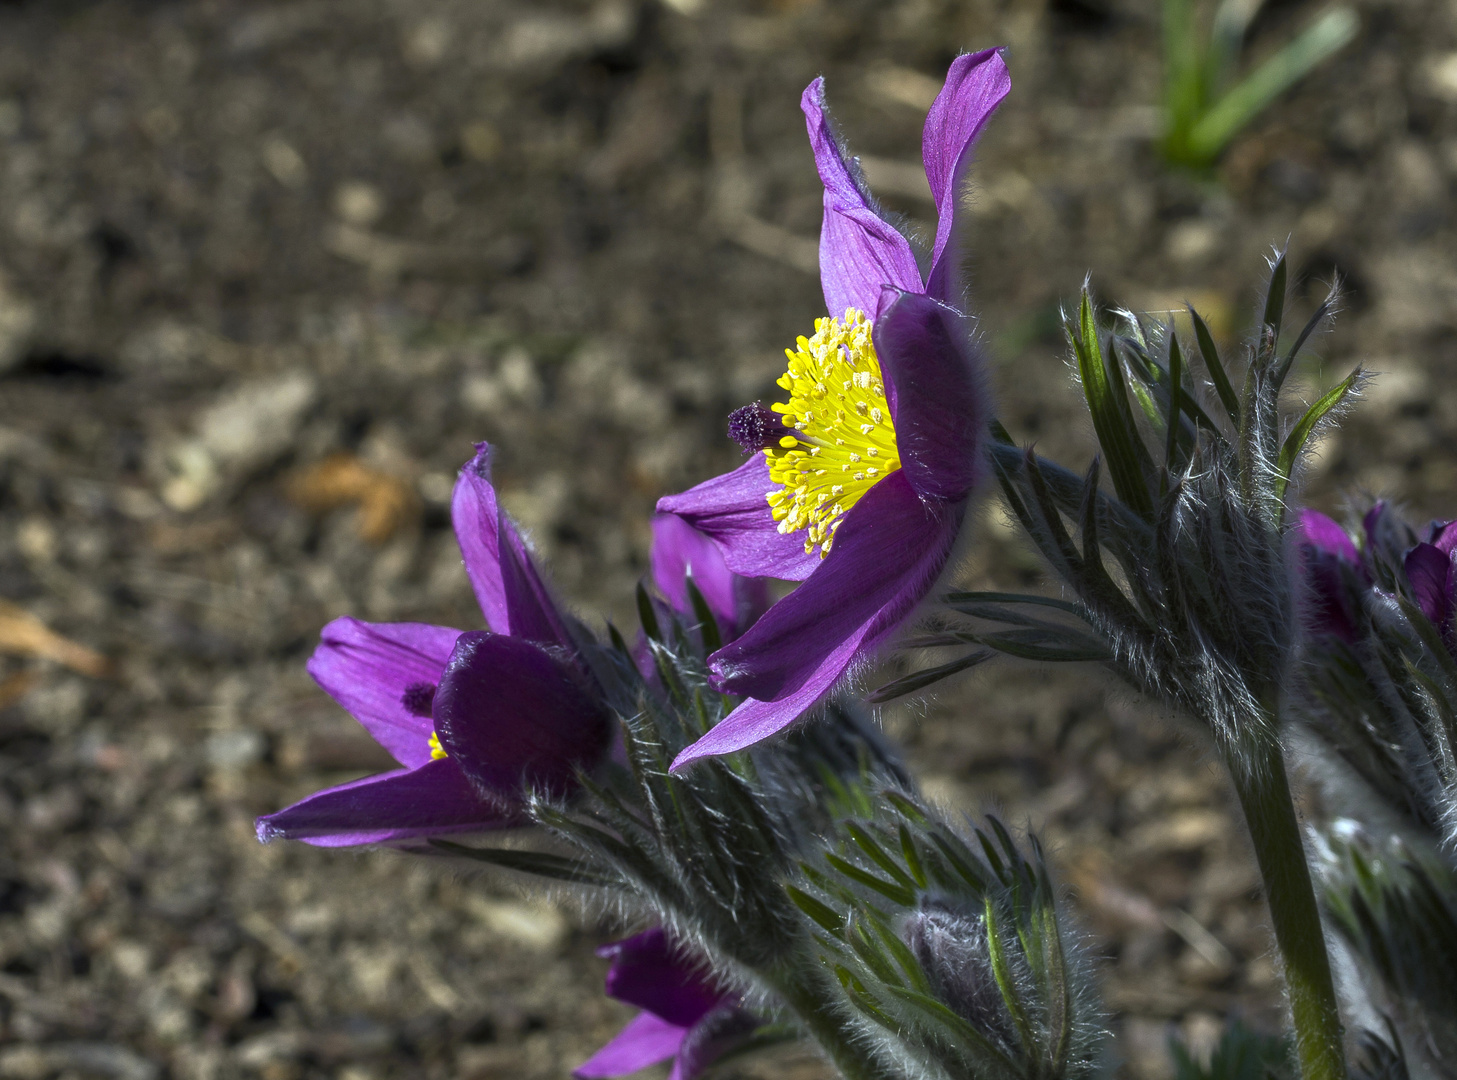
left=0, top=0, right=1450, bottom=1077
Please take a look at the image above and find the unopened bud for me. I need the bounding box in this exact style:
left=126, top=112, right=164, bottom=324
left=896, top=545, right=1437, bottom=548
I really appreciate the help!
left=901, top=898, right=1015, bottom=1046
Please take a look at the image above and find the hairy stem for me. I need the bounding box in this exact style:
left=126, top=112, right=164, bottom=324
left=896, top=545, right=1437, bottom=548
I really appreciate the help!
left=771, top=969, right=898, bottom=1080
left=1229, top=734, right=1346, bottom=1080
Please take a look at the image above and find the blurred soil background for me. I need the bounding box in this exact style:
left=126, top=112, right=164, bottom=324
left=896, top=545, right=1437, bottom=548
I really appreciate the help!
left=0, top=0, right=1451, bottom=1077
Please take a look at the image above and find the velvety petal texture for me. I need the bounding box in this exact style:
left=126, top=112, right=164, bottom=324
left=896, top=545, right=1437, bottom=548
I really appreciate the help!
left=261, top=441, right=613, bottom=849
left=651, top=514, right=740, bottom=633
left=657, top=457, right=821, bottom=582
left=802, top=78, right=923, bottom=316
left=922, top=49, right=1011, bottom=303
left=659, top=55, right=1007, bottom=769
left=576, top=928, right=747, bottom=1080
left=1405, top=543, right=1455, bottom=633
left=599, top=929, right=723, bottom=1026
left=434, top=631, right=612, bottom=801
left=452, top=443, right=572, bottom=648
left=650, top=515, right=770, bottom=642
left=574, top=1012, right=687, bottom=1079
left=875, top=290, right=989, bottom=501
left=306, top=617, right=461, bottom=769
left=676, top=473, right=963, bottom=770
left=1294, top=511, right=1365, bottom=644
left=254, top=759, right=510, bottom=848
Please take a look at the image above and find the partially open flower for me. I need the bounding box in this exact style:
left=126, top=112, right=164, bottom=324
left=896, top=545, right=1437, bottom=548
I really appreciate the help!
left=575, top=928, right=756, bottom=1080
left=255, top=443, right=612, bottom=847
left=658, top=51, right=1008, bottom=769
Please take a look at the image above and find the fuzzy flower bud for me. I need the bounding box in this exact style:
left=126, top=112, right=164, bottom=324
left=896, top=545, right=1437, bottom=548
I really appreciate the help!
left=901, top=898, right=1015, bottom=1046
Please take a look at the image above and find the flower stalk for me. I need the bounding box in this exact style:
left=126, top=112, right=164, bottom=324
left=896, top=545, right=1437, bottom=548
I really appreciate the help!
left=1230, top=725, right=1346, bottom=1080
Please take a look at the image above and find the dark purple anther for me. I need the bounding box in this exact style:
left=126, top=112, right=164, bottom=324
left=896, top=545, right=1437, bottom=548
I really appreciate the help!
left=727, top=402, right=782, bottom=453
left=401, top=681, right=436, bottom=718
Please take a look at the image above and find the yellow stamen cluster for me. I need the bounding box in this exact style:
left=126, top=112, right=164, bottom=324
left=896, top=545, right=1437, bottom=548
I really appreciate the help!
left=765, top=308, right=901, bottom=557
left=428, top=731, right=447, bottom=760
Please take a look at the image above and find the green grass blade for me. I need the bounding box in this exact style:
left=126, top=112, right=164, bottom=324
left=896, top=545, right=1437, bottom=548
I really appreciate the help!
left=1187, top=6, right=1357, bottom=162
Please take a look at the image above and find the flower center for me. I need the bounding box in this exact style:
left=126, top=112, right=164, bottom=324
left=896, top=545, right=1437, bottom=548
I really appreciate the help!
left=764, top=308, right=900, bottom=556
left=401, top=681, right=449, bottom=761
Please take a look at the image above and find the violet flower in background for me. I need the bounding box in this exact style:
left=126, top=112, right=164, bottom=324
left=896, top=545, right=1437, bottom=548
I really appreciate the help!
left=649, top=513, right=769, bottom=643
left=658, top=51, right=1008, bottom=768
left=575, top=928, right=756, bottom=1080
left=256, top=443, right=612, bottom=847
left=1294, top=509, right=1370, bottom=643
left=1296, top=505, right=1457, bottom=654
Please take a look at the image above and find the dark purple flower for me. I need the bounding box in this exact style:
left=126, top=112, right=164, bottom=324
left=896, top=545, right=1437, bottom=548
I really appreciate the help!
left=657, top=52, right=1008, bottom=769
left=256, top=443, right=612, bottom=847
left=575, top=928, right=755, bottom=1080
left=1294, top=509, right=1369, bottom=643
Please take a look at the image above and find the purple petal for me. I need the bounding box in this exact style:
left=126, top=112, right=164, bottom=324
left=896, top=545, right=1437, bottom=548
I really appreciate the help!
left=657, top=456, right=821, bottom=582
left=651, top=515, right=740, bottom=631
left=574, top=1012, right=687, bottom=1078
left=599, top=929, right=724, bottom=1027
left=1431, top=519, right=1457, bottom=556
left=875, top=290, right=990, bottom=502
left=1405, top=543, right=1454, bottom=631
left=306, top=617, right=461, bottom=769
left=922, top=49, right=1010, bottom=304
left=802, top=78, right=923, bottom=317
left=433, top=631, right=612, bottom=802
left=709, top=471, right=960, bottom=702
left=1363, top=501, right=1389, bottom=553
left=670, top=674, right=833, bottom=770
left=452, top=443, right=572, bottom=647
left=649, top=515, right=770, bottom=642
left=255, top=758, right=508, bottom=848
left=1296, top=510, right=1360, bottom=564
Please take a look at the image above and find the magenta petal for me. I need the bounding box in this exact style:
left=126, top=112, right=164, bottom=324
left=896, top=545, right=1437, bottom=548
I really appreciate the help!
left=875, top=290, right=990, bottom=502
left=1296, top=510, right=1360, bottom=564
left=922, top=49, right=1010, bottom=303
left=599, top=929, right=723, bottom=1027
left=651, top=515, right=740, bottom=631
left=1431, top=519, right=1457, bottom=556
left=254, top=758, right=507, bottom=848
left=1405, top=543, right=1454, bottom=630
left=670, top=673, right=833, bottom=770
left=433, top=631, right=612, bottom=801
left=306, top=617, right=460, bottom=769
left=801, top=78, right=923, bottom=317
left=657, top=456, right=820, bottom=582
left=452, top=443, right=513, bottom=630
left=575, top=1012, right=687, bottom=1078
left=452, top=443, right=572, bottom=647
left=710, top=471, right=959, bottom=702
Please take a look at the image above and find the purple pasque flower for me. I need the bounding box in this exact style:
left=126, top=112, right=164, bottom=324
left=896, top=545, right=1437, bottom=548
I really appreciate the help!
left=256, top=443, right=612, bottom=847
left=649, top=513, right=769, bottom=643
left=1295, top=504, right=1457, bottom=651
left=1403, top=518, right=1457, bottom=652
left=1294, top=508, right=1371, bottom=643
left=657, top=51, right=1008, bottom=769
left=575, top=928, right=755, bottom=1080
